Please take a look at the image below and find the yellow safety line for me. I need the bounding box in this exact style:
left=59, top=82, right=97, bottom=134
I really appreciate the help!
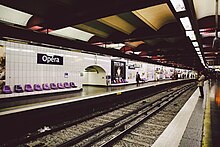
left=202, top=90, right=212, bottom=147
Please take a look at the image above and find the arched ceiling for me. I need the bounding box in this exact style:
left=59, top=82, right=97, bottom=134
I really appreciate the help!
left=193, top=0, right=215, bottom=19
left=193, top=0, right=220, bottom=66
left=0, top=0, right=214, bottom=70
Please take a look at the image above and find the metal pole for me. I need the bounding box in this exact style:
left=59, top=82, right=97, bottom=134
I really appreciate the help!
left=216, top=0, right=219, bottom=37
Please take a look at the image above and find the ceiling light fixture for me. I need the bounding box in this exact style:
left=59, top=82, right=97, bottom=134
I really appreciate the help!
left=192, top=42, right=199, bottom=47
left=49, top=27, right=94, bottom=42
left=105, top=43, right=125, bottom=49
left=170, top=0, right=186, bottom=12
left=186, top=31, right=196, bottom=40
left=180, top=17, right=192, bottom=30
left=0, top=4, right=32, bottom=26
left=195, top=47, right=200, bottom=52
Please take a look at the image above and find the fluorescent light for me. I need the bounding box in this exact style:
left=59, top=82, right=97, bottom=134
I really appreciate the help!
left=180, top=17, right=192, bottom=30
left=50, top=27, right=94, bottom=41
left=195, top=47, right=200, bottom=52
left=197, top=52, right=201, bottom=55
left=192, top=42, right=199, bottom=47
left=186, top=31, right=196, bottom=40
left=105, top=43, right=125, bottom=49
left=170, top=0, right=186, bottom=12
left=0, top=5, right=32, bottom=26
left=133, top=51, right=142, bottom=55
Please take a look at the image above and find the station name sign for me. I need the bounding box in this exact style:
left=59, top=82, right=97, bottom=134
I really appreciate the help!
left=128, top=63, right=141, bottom=69
left=37, top=53, right=63, bottom=65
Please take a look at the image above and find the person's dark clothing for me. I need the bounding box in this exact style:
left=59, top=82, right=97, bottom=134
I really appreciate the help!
left=136, top=73, right=140, bottom=86
left=199, top=86, right=204, bottom=98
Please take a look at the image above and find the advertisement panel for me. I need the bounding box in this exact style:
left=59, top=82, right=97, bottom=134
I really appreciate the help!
left=111, top=61, right=126, bottom=82
left=0, top=45, right=5, bottom=92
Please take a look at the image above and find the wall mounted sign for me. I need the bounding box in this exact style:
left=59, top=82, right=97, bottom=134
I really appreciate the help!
left=64, top=72, right=68, bottom=78
left=128, top=65, right=135, bottom=69
left=111, top=61, right=126, bottom=81
left=37, top=53, right=63, bottom=65
left=0, top=45, right=6, bottom=90
left=128, top=63, right=141, bottom=69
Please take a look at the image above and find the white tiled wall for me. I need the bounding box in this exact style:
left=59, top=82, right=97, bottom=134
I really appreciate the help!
left=0, top=40, right=111, bottom=97
left=0, top=40, right=193, bottom=98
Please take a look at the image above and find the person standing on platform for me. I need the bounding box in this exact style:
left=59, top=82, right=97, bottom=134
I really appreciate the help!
left=136, top=72, right=141, bottom=86
left=197, top=71, right=206, bottom=98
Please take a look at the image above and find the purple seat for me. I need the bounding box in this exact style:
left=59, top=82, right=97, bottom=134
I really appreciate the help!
left=43, top=83, right=51, bottom=90
left=25, top=84, right=33, bottom=92
left=34, top=84, right=42, bottom=91
left=70, top=82, right=77, bottom=88
left=14, top=85, right=24, bottom=93
left=57, top=83, right=65, bottom=89
left=2, top=85, right=12, bottom=94
left=50, top=83, right=58, bottom=90
left=64, top=82, right=71, bottom=88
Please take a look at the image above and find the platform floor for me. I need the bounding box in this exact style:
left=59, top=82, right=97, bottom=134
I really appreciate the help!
left=153, top=79, right=220, bottom=147
left=0, top=79, right=184, bottom=116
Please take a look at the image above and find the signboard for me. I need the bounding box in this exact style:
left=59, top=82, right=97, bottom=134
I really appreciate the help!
left=128, top=63, right=141, bottom=69
left=111, top=61, right=126, bottom=81
left=0, top=45, right=5, bottom=91
left=37, top=53, right=63, bottom=65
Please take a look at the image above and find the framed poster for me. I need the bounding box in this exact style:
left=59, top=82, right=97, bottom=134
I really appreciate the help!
left=111, top=61, right=126, bottom=81
left=0, top=45, right=5, bottom=91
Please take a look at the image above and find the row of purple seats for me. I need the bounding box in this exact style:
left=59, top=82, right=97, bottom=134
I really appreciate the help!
left=112, top=79, right=128, bottom=84
left=2, top=82, right=77, bottom=94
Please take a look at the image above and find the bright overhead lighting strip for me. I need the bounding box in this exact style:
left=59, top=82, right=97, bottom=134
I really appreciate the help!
left=170, top=0, right=186, bottom=12
left=186, top=31, right=196, bottom=40
left=49, top=27, right=94, bottom=42
left=105, top=43, right=125, bottom=49
left=195, top=47, right=200, bottom=52
left=180, top=17, right=192, bottom=30
left=192, top=42, right=199, bottom=47
left=0, top=5, right=32, bottom=26
left=177, top=3, right=206, bottom=66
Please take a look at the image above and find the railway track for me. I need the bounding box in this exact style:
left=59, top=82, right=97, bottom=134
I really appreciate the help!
left=11, top=82, right=196, bottom=147
left=2, top=82, right=196, bottom=146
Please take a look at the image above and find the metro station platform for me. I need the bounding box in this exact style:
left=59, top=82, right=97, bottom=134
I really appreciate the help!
left=1, top=79, right=219, bottom=147
left=0, top=79, right=186, bottom=115
left=152, top=79, right=220, bottom=147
